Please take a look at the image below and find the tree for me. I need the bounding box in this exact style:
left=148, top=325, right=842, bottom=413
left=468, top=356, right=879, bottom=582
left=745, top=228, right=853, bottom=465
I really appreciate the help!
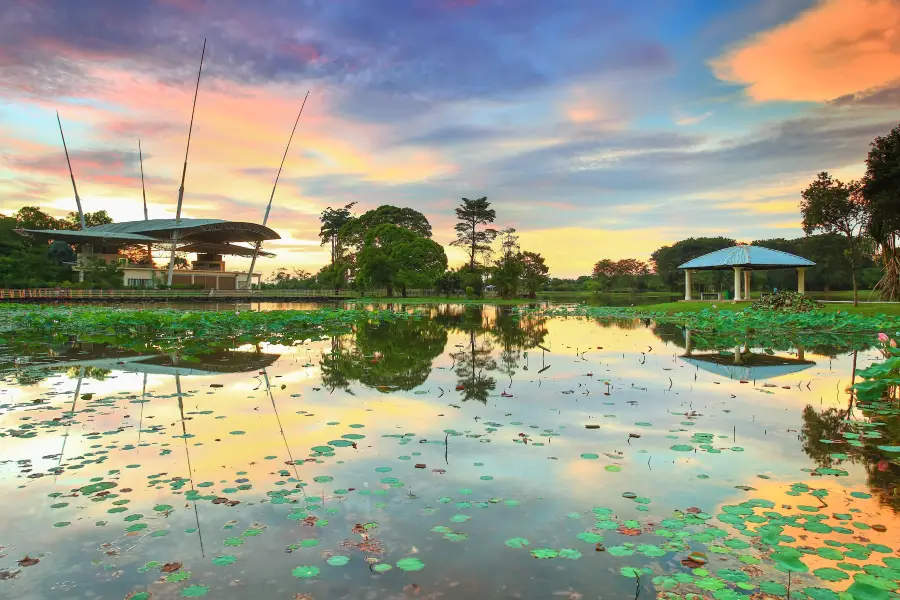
left=450, top=197, right=498, bottom=270
left=651, top=237, right=736, bottom=291
left=316, top=262, right=348, bottom=289
left=80, top=257, right=124, bottom=288
left=62, top=210, right=113, bottom=229
left=266, top=268, right=316, bottom=289
left=752, top=235, right=876, bottom=294
left=14, top=206, right=62, bottom=230
left=356, top=224, right=447, bottom=297
left=337, top=205, right=432, bottom=280
left=435, top=269, right=464, bottom=295
left=801, top=172, right=869, bottom=305
left=319, top=202, right=357, bottom=267
left=863, top=124, right=900, bottom=300
left=339, top=205, right=432, bottom=248
left=520, top=251, right=549, bottom=298
left=592, top=259, right=618, bottom=278
left=491, top=227, right=523, bottom=299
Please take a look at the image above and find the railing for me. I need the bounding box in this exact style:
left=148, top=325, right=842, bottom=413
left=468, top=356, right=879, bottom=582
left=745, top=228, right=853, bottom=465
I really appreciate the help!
left=0, top=288, right=461, bottom=301
left=0, top=288, right=364, bottom=301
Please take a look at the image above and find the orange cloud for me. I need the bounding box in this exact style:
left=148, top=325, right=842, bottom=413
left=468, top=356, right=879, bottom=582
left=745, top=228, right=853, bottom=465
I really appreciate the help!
left=710, top=0, right=900, bottom=102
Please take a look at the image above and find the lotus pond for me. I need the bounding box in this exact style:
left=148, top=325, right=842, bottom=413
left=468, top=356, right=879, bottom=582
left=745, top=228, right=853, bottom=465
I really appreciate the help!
left=0, top=303, right=898, bottom=600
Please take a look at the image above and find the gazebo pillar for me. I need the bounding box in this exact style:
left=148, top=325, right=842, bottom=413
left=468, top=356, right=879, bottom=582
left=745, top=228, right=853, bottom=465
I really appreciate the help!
left=744, top=270, right=751, bottom=300
left=684, top=270, right=693, bottom=301
left=797, top=267, right=806, bottom=294
left=733, top=267, right=741, bottom=301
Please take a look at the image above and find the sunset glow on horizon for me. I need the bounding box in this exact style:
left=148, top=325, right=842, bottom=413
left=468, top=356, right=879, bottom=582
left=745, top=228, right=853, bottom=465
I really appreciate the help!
left=2, top=0, right=899, bottom=278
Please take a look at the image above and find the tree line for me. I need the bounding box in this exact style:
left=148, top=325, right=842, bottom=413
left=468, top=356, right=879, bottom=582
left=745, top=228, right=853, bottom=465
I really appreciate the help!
left=270, top=197, right=550, bottom=298
left=6, top=122, right=900, bottom=299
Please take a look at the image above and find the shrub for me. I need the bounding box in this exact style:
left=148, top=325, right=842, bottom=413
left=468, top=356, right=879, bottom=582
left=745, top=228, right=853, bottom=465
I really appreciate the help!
left=751, top=291, right=820, bottom=313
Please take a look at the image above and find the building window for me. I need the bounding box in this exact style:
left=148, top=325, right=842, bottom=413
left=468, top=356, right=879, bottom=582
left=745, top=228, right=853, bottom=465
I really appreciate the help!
left=127, top=279, right=152, bottom=287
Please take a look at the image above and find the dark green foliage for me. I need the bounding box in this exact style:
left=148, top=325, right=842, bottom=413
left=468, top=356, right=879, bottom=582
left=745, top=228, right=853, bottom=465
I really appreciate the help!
left=356, top=224, right=447, bottom=296
left=319, top=203, right=357, bottom=266
left=862, top=123, right=900, bottom=300
left=651, top=237, right=736, bottom=291
left=752, top=234, right=876, bottom=293
left=80, top=257, right=125, bottom=289
left=863, top=124, right=900, bottom=245
left=316, top=262, right=349, bottom=289
left=336, top=205, right=432, bottom=281
left=520, top=251, right=549, bottom=298
left=459, top=268, right=484, bottom=298
left=0, top=207, right=116, bottom=288
left=339, top=205, right=432, bottom=250
left=435, top=269, right=464, bottom=295
left=264, top=268, right=317, bottom=289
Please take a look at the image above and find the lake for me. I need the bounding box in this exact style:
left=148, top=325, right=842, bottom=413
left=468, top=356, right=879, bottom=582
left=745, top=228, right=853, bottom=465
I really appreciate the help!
left=1, top=304, right=897, bottom=600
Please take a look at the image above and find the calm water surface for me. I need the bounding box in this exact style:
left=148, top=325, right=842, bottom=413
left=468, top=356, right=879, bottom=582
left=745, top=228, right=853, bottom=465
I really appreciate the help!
left=1, top=305, right=897, bottom=599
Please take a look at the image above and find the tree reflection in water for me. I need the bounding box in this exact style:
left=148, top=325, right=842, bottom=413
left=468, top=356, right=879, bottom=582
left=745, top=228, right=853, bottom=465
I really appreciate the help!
left=319, top=305, right=549, bottom=404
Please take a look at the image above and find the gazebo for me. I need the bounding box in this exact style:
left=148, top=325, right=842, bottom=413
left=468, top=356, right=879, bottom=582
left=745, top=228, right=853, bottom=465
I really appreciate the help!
left=678, top=245, right=815, bottom=301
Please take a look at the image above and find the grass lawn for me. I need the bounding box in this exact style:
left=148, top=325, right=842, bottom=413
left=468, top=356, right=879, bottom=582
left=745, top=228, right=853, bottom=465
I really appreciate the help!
left=642, top=300, right=900, bottom=316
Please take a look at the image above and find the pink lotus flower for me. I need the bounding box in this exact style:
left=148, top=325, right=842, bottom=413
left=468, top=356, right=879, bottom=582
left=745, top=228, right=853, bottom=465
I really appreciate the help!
left=878, top=333, right=889, bottom=343
left=893, top=339, right=898, bottom=348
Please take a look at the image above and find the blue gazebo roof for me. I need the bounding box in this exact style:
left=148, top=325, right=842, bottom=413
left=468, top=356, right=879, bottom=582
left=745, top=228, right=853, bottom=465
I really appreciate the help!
left=679, top=245, right=815, bottom=271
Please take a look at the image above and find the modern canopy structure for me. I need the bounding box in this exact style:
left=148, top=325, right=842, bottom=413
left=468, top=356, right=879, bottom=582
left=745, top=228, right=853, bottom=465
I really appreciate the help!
left=17, top=218, right=280, bottom=289
left=18, top=42, right=300, bottom=292
left=678, top=245, right=815, bottom=301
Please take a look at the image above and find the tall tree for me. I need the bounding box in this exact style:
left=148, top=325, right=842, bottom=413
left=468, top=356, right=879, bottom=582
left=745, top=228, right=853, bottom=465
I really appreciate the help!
left=451, top=197, right=498, bottom=270
left=801, top=172, right=869, bottom=305
left=319, top=202, right=357, bottom=267
left=520, top=251, right=549, bottom=298
left=491, top=227, right=523, bottom=299
left=863, top=124, right=900, bottom=300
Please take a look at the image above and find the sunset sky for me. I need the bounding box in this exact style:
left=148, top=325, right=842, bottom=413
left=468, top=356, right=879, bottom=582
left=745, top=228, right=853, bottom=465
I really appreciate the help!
left=1, top=0, right=898, bottom=278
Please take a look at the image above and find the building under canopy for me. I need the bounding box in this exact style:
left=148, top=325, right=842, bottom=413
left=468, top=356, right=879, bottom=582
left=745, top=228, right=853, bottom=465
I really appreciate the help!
left=17, top=218, right=280, bottom=290
left=678, top=245, right=815, bottom=301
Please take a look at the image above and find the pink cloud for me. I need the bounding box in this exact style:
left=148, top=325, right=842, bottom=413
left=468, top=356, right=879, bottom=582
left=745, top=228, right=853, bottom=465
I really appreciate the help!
left=278, top=43, right=326, bottom=65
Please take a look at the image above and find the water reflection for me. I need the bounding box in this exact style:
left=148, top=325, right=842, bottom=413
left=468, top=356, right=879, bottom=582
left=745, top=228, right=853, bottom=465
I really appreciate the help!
left=1, top=307, right=898, bottom=599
